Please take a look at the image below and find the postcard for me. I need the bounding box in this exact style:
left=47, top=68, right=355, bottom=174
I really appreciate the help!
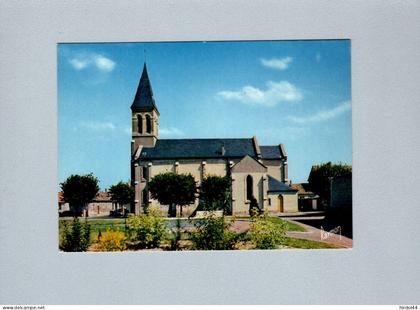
left=58, top=40, right=352, bottom=251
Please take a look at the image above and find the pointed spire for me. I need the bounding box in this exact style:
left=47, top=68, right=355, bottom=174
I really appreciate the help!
left=131, top=63, right=159, bottom=114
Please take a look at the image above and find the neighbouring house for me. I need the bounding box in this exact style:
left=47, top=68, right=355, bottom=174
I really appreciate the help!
left=130, top=63, right=298, bottom=217
left=58, top=191, right=120, bottom=216
left=58, top=192, right=66, bottom=211
left=290, top=183, right=320, bottom=211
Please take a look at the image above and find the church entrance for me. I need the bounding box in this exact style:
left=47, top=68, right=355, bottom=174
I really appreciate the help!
left=278, top=195, right=284, bottom=213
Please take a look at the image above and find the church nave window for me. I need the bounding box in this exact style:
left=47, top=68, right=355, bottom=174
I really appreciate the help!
left=246, top=175, right=253, bottom=200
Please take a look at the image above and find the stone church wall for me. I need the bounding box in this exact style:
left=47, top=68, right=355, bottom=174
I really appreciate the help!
left=263, top=159, right=283, bottom=182
left=231, top=171, right=267, bottom=216
left=139, top=158, right=229, bottom=217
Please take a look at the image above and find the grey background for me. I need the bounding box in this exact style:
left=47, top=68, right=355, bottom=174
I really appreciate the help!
left=0, top=0, right=419, bottom=305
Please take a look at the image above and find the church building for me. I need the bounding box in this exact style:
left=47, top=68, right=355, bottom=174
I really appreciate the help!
left=130, top=64, right=298, bottom=216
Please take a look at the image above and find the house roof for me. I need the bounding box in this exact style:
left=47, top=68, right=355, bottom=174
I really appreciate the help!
left=260, top=145, right=286, bottom=160
left=139, top=138, right=256, bottom=160
left=58, top=191, right=112, bottom=204
left=267, top=175, right=298, bottom=193
left=93, top=192, right=112, bottom=202
left=290, top=183, right=315, bottom=195
left=131, top=63, right=159, bottom=114
left=58, top=192, right=64, bottom=204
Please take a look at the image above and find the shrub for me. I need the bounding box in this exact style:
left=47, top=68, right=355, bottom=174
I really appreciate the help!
left=59, top=218, right=91, bottom=252
left=127, top=208, right=167, bottom=248
left=249, top=214, right=286, bottom=249
left=249, top=197, right=262, bottom=217
left=249, top=206, right=263, bottom=218
left=191, top=214, right=237, bottom=250
left=95, top=229, right=127, bottom=251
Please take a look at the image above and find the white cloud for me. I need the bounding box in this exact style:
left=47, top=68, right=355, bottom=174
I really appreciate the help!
left=159, top=127, right=185, bottom=138
left=94, top=55, right=116, bottom=72
left=79, top=121, right=116, bottom=131
left=260, top=57, right=293, bottom=70
left=217, top=80, right=302, bottom=107
left=68, top=53, right=116, bottom=72
left=69, top=58, right=89, bottom=70
left=287, top=101, right=351, bottom=124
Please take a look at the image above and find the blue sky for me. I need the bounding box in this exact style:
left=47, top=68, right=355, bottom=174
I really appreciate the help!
left=58, top=40, right=352, bottom=190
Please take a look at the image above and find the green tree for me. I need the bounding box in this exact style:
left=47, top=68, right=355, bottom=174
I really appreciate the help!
left=108, top=181, right=135, bottom=215
left=148, top=172, right=196, bottom=250
left=198, top=175, right=231, bottom=214
left=148, top=172, right=197, bottom=217
left=308, top=162, right=352, bottom=207
left=60, top=173, right=100, bottom=217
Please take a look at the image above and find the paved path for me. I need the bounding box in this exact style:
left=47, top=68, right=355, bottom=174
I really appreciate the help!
left=286, top=220, right=353, bottom=248
left=274, top=211, right=325, bottom=217
left=230, top=219, right=353, bottom=248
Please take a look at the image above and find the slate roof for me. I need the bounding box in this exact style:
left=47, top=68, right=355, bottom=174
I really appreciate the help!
left=267, top=175, right=298, bottom=193
left=131, top=63, right=159, bottom=114
left=260, top=145, right=283, bottom=159
left=139, top=138, right=256, bottom=160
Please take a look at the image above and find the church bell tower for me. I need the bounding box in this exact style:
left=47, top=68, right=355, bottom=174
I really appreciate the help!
left=131, top=63, right=159, bottom=155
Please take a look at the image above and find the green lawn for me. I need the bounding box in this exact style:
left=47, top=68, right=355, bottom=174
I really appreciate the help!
left=231, top=216, right=306, bottom=232
left=266, top=217, right=306, bottom=232
left=59, top=218, right=126, bottom=226
left=280, top=237, right=340, bottom=249
left=59, top=218, right=128, bottom=242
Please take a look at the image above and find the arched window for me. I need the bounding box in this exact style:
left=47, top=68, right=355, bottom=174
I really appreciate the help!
left=246, top=175, right=253, bottom=200
left=137, top=115, right=143, bottom=134
left=146, top=114, right=152, bottom=134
